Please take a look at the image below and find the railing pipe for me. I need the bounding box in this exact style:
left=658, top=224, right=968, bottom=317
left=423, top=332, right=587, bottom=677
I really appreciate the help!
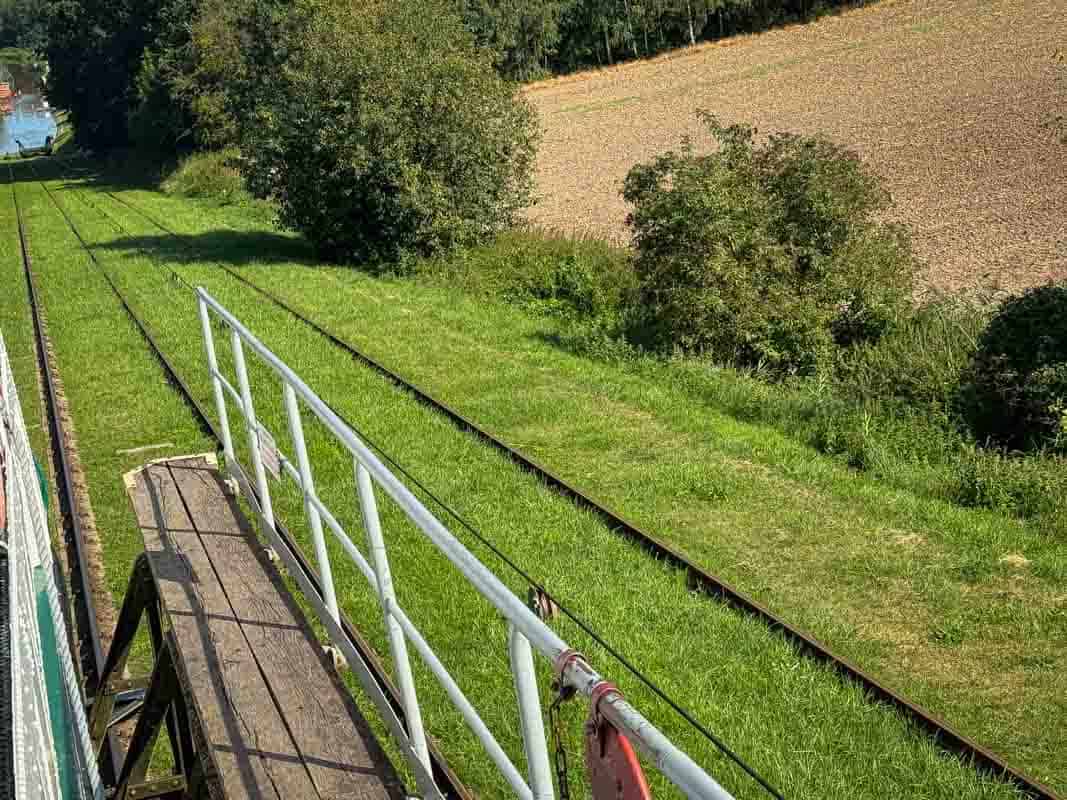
left=197, top=295, right=233, bottom=461
left=198, top=288, right=736, bottom=800
left=355, top=459, right=432, bottom=776
left=230, top=330, right=274, bottom=530
left=388, top=599, right=531, bottom=800
left=509, top=626, right=554, bottom=800
left=282, top=382, right=340, bottom=623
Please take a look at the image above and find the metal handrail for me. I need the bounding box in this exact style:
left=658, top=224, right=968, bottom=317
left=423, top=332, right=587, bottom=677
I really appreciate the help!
left=196, top=287, right=734, bottom=800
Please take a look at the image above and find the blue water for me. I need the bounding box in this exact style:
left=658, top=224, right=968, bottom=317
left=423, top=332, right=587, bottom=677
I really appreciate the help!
left=1, top=93, right=57, bottom=155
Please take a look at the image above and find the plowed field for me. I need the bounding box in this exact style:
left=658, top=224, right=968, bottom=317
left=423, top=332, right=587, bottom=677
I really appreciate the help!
left=525, top=0, right=1066, bottom=291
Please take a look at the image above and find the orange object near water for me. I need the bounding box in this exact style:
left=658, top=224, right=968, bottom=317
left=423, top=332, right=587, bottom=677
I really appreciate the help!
left=584, top=683, right=653, bottom=800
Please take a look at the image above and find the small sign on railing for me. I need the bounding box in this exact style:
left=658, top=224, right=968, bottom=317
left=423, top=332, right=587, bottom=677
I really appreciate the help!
left=258, top=424, right=281, bottom=480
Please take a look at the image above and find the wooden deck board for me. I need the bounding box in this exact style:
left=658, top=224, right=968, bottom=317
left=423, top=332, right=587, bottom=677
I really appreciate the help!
left=127, top=455, right=402, bottom=800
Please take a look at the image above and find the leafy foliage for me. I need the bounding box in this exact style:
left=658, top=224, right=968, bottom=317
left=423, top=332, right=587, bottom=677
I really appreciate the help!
left=240, top=0, right=538, bottom=263
left=622, top=113, right=913, bottom=374
left=45, top=0, right=171, bottom=150
left=834, top=295, right=989, bottom=416
left=461, top=0, right=868, bottom=79
left=161, top=147, right=246, bottom=201
left=0, top=0, right=47, bottom=51
left=957, top=282, right=1067, bottom=453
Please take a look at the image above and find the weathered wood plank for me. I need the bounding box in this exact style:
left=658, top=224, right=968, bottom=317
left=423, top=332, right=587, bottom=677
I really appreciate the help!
left=166, top=457, right=402, bottom=800
left=128, top=459, right=321, bottom=800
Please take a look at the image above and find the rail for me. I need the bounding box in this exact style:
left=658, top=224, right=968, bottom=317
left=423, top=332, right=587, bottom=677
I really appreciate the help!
left=197, top=287, right=734, bottom=800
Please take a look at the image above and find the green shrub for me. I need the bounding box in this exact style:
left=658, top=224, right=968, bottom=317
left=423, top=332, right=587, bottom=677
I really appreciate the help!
left=238, top=0, right=538, bottom=264
left=161, top=148, right=247, bottom=202
left=957, top=282, right=1067, bottom=452
left=622, top=113, right=913, bottom=375
left=954, top=447, right=1067, bottom=519
left=834, top=295, right=989, bottom=416
left=416, top=230, right=635, bottom=319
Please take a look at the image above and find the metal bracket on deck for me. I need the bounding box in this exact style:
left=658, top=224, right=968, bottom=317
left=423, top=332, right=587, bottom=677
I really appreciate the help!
left=125, top=775, right=187, bottom=799
left=324, top=644, right=348, bottom=672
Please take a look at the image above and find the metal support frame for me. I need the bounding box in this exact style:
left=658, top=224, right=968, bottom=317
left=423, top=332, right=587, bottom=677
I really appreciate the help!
left=197, top=287, right=735, bottom=800
left=87, top=554, right=201, bottom=800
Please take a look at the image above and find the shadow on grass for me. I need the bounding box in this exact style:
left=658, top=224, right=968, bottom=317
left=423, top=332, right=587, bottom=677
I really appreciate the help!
left=17, top=154, right=329, bottom=269
left=96, top=229, right=321, bottom=268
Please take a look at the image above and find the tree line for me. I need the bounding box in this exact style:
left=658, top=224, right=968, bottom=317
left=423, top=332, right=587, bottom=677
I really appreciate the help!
left=461, top=0, right=865, bottom=79
left=37, top=0, right=868, bottom=153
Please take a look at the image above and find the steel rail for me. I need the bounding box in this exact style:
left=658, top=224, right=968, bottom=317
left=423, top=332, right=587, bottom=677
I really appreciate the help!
left=8, top=165, right=122, bottom=786
left=100, top=183, right=1062, bottom=800
left=27, top=167, right=472, bottom=800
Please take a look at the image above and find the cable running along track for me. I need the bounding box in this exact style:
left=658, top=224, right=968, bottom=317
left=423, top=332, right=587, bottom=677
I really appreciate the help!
left=24, top=162, right=1064, bottom=800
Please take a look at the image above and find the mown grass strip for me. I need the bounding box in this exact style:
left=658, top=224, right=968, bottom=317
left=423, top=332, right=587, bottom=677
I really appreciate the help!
left=5, top=167, right=215, bottom=667
left=0, top=168, right=48, bottom=461
left=85, top=175, right=1067, bottom=793
left=28, top=169, right=1036, bottom=798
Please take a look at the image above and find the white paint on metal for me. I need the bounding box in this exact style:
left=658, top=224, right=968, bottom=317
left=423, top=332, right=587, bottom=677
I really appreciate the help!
left=355, top=459, right=432, bottom=775
left=197, top=289, right=736, bottom=800
left=1, top=331, right=104, bottom=800
left=509, top=625, right=554, bottom=800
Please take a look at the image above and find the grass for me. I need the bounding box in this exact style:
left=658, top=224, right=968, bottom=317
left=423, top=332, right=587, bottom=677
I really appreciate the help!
left=0, top=159, right=1056, bottom=798
left=0, top=169, right=48, bottom=461
left=88, top=159, right=1066, bottom=791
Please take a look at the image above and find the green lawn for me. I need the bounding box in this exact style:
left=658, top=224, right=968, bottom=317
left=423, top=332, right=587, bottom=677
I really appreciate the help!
left=0, top=168, right=48, bottom=461
left=1, top=159, right=1059, bottom=798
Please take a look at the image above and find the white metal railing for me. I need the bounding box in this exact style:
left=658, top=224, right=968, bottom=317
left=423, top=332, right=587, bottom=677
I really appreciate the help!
left=196, top=287, right=735, bottom=800
left=0, top=331, right=104, bottom=800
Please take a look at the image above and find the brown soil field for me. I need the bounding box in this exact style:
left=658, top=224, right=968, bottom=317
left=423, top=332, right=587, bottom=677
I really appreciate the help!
left=524, top=0, right=1066, bottom=292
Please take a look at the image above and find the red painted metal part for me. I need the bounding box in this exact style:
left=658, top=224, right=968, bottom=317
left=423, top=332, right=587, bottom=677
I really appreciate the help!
left=585, top=683, right=653, bottom=800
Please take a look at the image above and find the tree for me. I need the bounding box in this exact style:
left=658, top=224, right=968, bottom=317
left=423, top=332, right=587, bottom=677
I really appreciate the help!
left=459, top=0, right=572, bottom=80
left=240, top=0, right=539, bottom=263
left=45, top=0, right=169, bottom=150
left=0, top=0, right=48, bottom=52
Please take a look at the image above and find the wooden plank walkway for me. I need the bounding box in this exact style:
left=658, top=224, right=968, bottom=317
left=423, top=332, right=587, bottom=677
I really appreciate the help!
left=125, top=454, right=404, bottom=800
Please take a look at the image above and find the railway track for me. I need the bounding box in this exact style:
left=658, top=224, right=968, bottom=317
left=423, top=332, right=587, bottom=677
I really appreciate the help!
left=8, top=165, right=122, bottom=785
left=13, top=163, right=471, bottom=800
left=16, top=161, right=1062, bottom=800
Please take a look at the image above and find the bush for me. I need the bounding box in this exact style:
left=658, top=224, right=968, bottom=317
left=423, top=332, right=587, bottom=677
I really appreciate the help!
left=418, top=230, right=635, bottom=319
left=622, top=113, right=914, bottom=375
left=957, top=282, right=1067, bottom=452
left=954, top=447, right=1067, bottom=519
left=161, top=148, right=247, bottom=202
left=834, top=295, right=989, bottom=417
left=238, top=0, right=538, bottom=264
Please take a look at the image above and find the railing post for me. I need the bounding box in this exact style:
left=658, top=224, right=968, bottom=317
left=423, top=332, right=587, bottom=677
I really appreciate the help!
left=509, top=625, right=554, bottom=800
left=282, top=383, right=340, bottom=622
left=230, top=330, right=275, bottom=530
left=197, top=294, right=234, bottom=463
left=354, top=458, right=433, bottom=778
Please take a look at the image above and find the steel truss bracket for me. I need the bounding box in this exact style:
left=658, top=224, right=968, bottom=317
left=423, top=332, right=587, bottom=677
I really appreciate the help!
left=88, top=553, right=200, bottom=799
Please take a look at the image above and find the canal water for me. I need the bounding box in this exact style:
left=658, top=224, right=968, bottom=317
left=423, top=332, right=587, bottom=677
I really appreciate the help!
left=1, top=93, right=57, bottom=155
